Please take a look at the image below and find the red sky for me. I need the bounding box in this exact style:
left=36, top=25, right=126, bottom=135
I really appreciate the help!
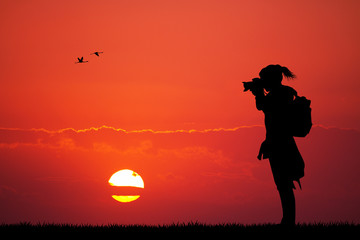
left=0, top=0, right=359, bottom=224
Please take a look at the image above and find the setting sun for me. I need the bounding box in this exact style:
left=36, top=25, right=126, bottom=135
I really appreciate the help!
left=112, top=195, right=141, bottom=203
left=108, top=169, right=144, bottom=188
left=109, top=169, right=144, bottom=203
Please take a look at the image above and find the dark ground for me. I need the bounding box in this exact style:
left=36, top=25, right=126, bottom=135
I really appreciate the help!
left=0, top=222, right=358, bottom=237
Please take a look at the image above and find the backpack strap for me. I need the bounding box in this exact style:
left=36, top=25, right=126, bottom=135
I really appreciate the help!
left=295, top=179, right=302, bottom=190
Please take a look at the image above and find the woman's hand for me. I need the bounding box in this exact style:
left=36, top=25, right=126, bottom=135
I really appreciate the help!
left=251, top=86, right=264, bottom=97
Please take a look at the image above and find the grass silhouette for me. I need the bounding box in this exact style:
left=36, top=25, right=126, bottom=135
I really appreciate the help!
left=1, top=222, right=358, bottom=236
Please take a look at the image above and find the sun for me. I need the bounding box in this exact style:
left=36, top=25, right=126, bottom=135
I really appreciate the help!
left=108, top=169, right=144, bottom=203
left=108, top=169, right=144, bottom=188
left=112, top=195, right=140, bottom=203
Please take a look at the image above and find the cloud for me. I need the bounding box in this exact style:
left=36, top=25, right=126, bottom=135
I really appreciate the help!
left=0, top=124, right=265, bottom=136
left=0, top=125, right=263, bottom=148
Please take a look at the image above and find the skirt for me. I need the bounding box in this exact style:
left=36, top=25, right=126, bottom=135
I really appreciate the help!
left=258, top=136, right=304, bottom=190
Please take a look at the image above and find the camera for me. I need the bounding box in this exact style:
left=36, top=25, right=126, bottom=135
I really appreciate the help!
left=243, top=78, right=264, bottom=92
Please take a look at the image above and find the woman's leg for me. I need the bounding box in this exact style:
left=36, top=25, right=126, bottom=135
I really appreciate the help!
left=269, top=157, right=296, bottom=225
left=278, top=186, right=295, bottom=225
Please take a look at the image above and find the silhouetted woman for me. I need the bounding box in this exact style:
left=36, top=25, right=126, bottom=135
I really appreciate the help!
left=251, top=64, right=304, bottom=226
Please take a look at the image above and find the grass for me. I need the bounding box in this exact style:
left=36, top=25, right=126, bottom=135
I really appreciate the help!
left=0, top=222, right=358, bottom=236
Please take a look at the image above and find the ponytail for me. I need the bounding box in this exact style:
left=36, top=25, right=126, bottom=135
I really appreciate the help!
left=281, top=66, right=296, bottom=79
left=259, top=64, right=296, bottom=82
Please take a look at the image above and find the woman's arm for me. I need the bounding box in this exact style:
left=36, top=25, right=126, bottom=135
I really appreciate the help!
left=252, top=88, right=265, bottom=111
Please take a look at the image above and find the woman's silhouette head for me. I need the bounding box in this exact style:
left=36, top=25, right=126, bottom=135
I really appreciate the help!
left=260, top=64, right=296, bottom=91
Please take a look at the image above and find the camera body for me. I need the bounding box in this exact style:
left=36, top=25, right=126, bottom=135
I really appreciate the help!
left=242, top=78, right=265, bottom=92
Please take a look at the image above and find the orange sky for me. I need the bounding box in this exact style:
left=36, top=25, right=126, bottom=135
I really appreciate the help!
left=0, top=0, right=360, bottom=224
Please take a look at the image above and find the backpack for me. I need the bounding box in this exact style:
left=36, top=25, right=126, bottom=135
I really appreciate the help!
left=289, top=94, right=312, bottom=137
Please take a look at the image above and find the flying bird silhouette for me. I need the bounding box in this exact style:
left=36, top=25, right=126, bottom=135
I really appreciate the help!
left=75, top=57, right=88, bottom=64
left=90, top=51, right=103, bottom=57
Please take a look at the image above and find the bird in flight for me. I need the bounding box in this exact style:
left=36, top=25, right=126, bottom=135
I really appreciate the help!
left=75, top=57, right=88, bottom=64
left=90, top=51, right=104, bottom=57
